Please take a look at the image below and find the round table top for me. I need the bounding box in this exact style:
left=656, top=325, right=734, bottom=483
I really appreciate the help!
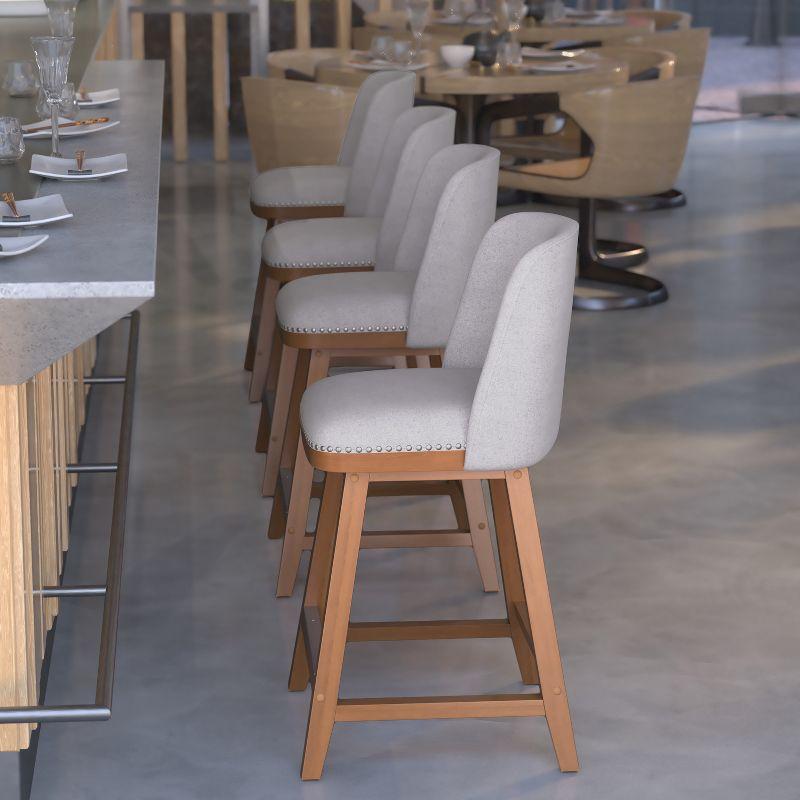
left=315, top=49, right=629, bottom=97
left=362, top=10, right=655, bottom=43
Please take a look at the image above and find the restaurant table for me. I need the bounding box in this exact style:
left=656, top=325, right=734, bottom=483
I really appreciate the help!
left=315, top=49, right=629, bottom=142
left=0, top=5, right=164, bottom=789
left=362, top=9, right=655, bottom=46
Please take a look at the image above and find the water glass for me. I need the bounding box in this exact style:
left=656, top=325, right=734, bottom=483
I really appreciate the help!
left=370, top=34, right=395, bottom=61
left=392, top=40, right=415, bottom=66
left=3, top=61, right=39, bottom=98
left=504, top=0, right=527, bottom=39
left=496, top=40, right=522, bottom=68
left=0, top=117, right=25, bottom=166
left=442, top=0, right=463, bottom=20
left=48, top=1, right=77, bottom=37
left=31, top=35, right=74, bottom=157
left=36, top=82, right=78, bottom=120
left=405, top=0, right=429, bottom=57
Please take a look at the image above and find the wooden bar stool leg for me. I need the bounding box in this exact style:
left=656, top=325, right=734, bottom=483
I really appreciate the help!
left=276, top=350, right=331, bottom=595
left=289, top=472, right=344, bottom=691
left=255, top=396, right=270, bottom=453
left=261, top=344, right=299, bottom=498
left=461, top=480, right=499, bottom=592
left=488, top=478, right=539, bottom=685
left=169, top=12, right=189, bottom=162
left=280, top=348, right=323, bottom=472
left=211, top=11, right=230, bottom=162
left=265, top=324, right=283, bottom=392
left=248, top=276, right=280, bottom=402
left=245, top=257, right=268, bottom=372
left=301, top=472, right=368, bottom=780
left=505, top=469, right=579, bottom=772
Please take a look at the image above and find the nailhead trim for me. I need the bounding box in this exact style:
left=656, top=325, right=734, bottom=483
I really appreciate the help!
left=304, top=434, right=464, bottom=454
left=280, top=322, right=408, bottom=334
left=265, top=258, right=374, bottom=269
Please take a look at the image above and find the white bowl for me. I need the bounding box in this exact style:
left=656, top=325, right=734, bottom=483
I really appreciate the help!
left=440, top=44, right=474, bottom=69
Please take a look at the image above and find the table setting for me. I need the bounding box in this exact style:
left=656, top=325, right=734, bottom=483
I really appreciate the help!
left=0, top=0, right=127, bottom=262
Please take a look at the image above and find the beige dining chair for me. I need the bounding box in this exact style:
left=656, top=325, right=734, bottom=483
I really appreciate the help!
left=613, top=27, right=711, bottom=79
left=626, top=9, right=692, bottom=31
left=477, top=75, right=701, bottom=310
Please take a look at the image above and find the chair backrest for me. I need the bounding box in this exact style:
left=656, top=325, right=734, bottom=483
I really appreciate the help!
left=371, top=106, right=457, bottom=269
left=627, top=9, right=692, bottom=31
left=599, top=45, right=675, bottom=81
left=444, top=212, right=579, bottom=471
left=401, top=145, right=501, bottom=349
left=343, top=71, right=417, bottom=216
left=266, top=48, right=351, bottom=79
left=242, top=77, right=357, bottom=172
left=616, top=28, right=710, bottom=78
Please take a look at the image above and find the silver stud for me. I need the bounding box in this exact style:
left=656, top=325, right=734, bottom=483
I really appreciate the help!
left=406, top=445, right=412, bottom=452
left=356, top=447, right=362, bottom=453
left=386, top=446, right=392, bottom=452
left=436, top=444, right=442, bottom=450
left=345, top=447, right=351, bottom=453
left=376, top=446, right=382, bottom=452
left=425, top=445, right=432, bottom=451
left=335, top=447, right=341, bottom=453
left=415, top=445, right=422, bottom=451
left=446, top=444, right=452, bottom=450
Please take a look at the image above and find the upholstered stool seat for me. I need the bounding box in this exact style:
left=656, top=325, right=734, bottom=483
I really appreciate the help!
left=276, top=271, right=415, bottom=335
left=250, top=165, right=350, bottom=210
left=301, top=367, right=479, bottom=456
left=262, top=217, right=381, bottom=272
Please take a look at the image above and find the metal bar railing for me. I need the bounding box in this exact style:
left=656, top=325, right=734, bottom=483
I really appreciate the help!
left=0, top=311, right=139, bottom=725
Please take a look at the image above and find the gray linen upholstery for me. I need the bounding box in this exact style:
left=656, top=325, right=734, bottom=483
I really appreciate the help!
left=301, top=367, right=481, bottom=455
left=250, top=71, right=414, bottom=213
left=299, top=212, right=579, bottom=470
left=343, top=72, right=416, bottom=216
left=276, top=271, right=416, bottom=333
left=250, top=165, right=349, bottom=208
left=261, top=217, right=380, bottom=270
left=275, top=144, right=497, bottom=338
left=263, top=107, right=455, bottom=273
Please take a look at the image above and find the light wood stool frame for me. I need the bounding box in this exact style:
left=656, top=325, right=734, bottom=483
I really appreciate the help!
left=289, top=450, right=578, bottom=779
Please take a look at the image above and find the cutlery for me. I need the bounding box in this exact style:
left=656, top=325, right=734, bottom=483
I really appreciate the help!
left=75, top=149, right=85, bottom=171
left=2, top=192, right=20, bottom=217
left=25, top=116, right=111, bottom=134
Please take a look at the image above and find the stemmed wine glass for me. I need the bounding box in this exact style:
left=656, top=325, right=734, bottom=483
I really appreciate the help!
left=31, top=36, right=74, bottom=158
left=405, top=0, right=429, bottom=61
left=505, top=0, right=528, bottom=41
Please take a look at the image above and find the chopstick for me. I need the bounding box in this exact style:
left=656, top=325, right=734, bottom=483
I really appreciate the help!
left=75, top=150, right=85, bottom=171
left=1, top=192, right=20, bottom=218
left=25, top=116, right=111, bottom=134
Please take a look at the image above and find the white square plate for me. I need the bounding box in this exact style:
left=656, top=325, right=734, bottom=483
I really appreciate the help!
left=77, top=88, right=121, bottom=107
left=30, top=153, right=128, bottom=180
left=0, top=195, right=73, bottom=227
left=22, top=116, right=121, bottom=139
left=0, top=234, right=49, bottom=258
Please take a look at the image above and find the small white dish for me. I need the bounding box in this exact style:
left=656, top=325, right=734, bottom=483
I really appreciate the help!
left=30, top=153, right=128, bottom=180
left=77, top=88, right=121, bottom=108
left=440, top=44, right=475, bottom=69
left=0, top=195, right=72, bottom=227
left=520, top=60, right=596, bottom=74
left=521, top=46, right=583, bottom=60
left=0, top=234, right=49, bottom=258
left=22, top=116, right=121, bottom=139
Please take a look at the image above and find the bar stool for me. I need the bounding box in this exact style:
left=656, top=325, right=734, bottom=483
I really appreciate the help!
left=289, top=211, right=580, bottom=779
left=246, top=71, right=415, bottom=388
left=271, top=144, right=501, bottom=597
left=259, top=105, right=456, bottom=486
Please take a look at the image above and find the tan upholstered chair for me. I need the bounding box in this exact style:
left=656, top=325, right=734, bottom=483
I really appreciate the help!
left=477, top=76, right=700, bottom=309
left=613, top=27, right=711, bottom=79
left=627, top=9, right=692, bottom=31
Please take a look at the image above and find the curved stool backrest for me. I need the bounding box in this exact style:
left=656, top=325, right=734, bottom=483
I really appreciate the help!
left=343, top=71, right=416, bottom=217
left=402, top=145, right=500, bottom=348
left=617, top=28, right=710, bottom=79
left=444, top=213, right=578, bottom=470
left=371, top=107, right=457, bottom=270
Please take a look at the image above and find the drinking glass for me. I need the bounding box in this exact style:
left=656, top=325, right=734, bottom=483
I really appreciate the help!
left=392, top=40, right=415, bottom=66
left=496, top=40, right=522, bottom=67
left=48, top=1, right=77, bottom=37
left=36, top=82, right=78, bottom=120
left=405, top=0, right=429, bottom=58
left=3, top=61, right=39, bottom=98
left=442, top=0, right=463, bottom=21
left=31, top=36, right=74, bottom=158
left=0, top=117, right=25, bottom=165
left=370, top=34, right=395, bottom=61
left=504, top=0, right=527, bottom=40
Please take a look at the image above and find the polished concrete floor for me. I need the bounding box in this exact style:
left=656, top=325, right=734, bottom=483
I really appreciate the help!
left=19, top=118, right=800, bottom=799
